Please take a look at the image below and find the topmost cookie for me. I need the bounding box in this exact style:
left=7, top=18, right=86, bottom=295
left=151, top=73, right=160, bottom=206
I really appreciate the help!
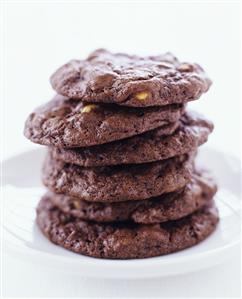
left=50, top=49, right=212, bottom=107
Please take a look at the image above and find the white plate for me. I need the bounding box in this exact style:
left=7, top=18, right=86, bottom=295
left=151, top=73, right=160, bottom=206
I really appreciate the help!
left=1, top=147, right=241, bottom=279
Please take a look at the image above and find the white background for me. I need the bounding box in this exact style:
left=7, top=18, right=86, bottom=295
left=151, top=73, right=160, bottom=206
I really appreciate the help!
left=1, top=0, right=241, bottom=298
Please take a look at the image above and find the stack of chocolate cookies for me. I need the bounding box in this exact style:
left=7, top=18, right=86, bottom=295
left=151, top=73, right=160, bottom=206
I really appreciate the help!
left=24, top=49, right=219, bottom=259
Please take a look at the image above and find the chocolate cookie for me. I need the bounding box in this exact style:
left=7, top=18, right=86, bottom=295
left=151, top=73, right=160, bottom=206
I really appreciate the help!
left=36, top=197, right=219, bottom=259
left=50, top=49, right=212, bottom=107
left=50, top=111, right=213, bottom=167
left=47, top=172, right=217, bottom=224
left=42, top=154, right=192, bottom=202
left=24, top=95, right=183, bottom=147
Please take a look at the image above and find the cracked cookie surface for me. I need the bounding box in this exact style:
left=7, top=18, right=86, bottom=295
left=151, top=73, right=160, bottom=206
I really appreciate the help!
left=47, top=171, right=217, bottom=223
left=50, top=49, right=212, bottom=107
left=24, top=95, right=183, bottom=147
left=50, top=111, right=213, bottom=167
left=37, top=197, right=219, bottom=259
left=42, top=154, right=192, bottom=202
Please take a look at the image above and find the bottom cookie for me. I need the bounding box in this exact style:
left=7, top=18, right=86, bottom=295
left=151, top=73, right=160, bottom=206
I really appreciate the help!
left=36, top=197, right=219, bottom=259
